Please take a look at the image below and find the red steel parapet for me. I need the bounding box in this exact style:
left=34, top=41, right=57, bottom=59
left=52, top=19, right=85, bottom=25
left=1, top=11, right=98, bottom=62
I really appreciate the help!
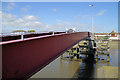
left=2, top=32, right=90, bottom=79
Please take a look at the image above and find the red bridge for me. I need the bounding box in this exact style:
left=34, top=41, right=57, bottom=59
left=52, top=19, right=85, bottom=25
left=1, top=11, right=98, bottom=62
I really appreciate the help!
left=1, top=32, right=91, bottom=79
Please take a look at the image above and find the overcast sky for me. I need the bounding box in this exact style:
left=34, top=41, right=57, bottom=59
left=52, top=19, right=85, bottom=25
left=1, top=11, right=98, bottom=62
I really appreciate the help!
left=1, top=2, right=118, bottom=33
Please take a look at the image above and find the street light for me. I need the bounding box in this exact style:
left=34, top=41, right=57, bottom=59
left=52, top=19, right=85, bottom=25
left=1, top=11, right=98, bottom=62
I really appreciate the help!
left=89, top=4, right=94, bottom=40
left=89, top=4, right=93, bottom=7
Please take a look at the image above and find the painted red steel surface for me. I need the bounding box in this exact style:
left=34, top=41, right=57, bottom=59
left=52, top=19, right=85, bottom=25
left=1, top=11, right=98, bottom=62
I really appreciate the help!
left=2, top=32, right=90, bottom=79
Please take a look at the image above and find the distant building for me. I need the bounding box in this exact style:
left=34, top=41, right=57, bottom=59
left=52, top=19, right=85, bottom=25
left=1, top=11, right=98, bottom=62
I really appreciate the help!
left=94, top=33, right=110, bottom=37
left=109, top=30, right=120, bottom=40
left=66, top=28, right=75, bottom=33
left=94, top=30, right=120, bottom=40
left=94, top=33, right=110, bottom=40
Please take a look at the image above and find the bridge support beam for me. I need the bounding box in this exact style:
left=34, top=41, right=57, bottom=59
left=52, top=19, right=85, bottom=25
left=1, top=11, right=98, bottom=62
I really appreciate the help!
left=2, top=32, right=90, bottom=79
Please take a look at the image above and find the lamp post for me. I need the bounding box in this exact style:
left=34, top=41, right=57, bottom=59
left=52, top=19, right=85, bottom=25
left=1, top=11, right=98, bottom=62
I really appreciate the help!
left=89, top=4, right=94, bottom=40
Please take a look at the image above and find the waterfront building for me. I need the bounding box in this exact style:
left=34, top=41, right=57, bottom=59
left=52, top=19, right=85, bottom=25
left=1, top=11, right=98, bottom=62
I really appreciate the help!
left=109, top=30, right=120, bottom=40
left=94, top=30, right=120, bottom=40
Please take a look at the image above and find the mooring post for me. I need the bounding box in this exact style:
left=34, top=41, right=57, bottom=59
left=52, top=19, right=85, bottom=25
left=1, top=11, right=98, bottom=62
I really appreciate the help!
left=96, top=50, right=98, bottom=61
left=107, top=48, right=110, bottom=62
left=69, top=52, right=71, bottom=60
left=61, top=54, right=63, bottom=59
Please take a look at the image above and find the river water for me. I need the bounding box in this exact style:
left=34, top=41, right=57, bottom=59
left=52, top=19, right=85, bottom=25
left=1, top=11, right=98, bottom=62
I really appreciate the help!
left=30, top=40, right=119, bottom=78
